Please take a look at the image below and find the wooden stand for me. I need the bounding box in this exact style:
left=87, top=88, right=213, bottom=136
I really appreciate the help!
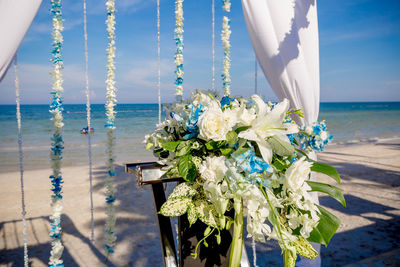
left=125, top=162, right=249, bottom=267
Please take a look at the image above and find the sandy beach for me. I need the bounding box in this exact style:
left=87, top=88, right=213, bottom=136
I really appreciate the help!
left=1, top=139, right=399, bottom=266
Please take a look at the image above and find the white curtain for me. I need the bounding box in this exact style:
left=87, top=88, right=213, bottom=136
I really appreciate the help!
left=241, top=0, right=319, bottom=125
left=242, top=1, right=321, bottom=266
left=0, top=0, right=42, bottom=81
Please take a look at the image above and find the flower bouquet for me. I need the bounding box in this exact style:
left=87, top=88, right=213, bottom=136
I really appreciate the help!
left=145, top=92, right=345, bottom=267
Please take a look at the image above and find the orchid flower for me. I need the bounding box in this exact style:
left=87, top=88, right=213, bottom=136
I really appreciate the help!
left=238, top=96, right=298, bottom=163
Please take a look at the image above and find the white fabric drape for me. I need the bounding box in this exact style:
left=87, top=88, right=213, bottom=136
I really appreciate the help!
left=241, top=0, right=320, bottom=125
left=242, top=1, right=321, bottom=266
left=0, top=0, right=42, bottom=81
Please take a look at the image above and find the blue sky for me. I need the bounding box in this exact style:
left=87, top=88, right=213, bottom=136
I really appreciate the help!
left=0, top=0, right=399, bottom=104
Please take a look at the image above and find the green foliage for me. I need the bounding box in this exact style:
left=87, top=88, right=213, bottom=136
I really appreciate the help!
left=161, top=141, right=181, bottom=151
left=306, top=181, right=346, bottom=208
left=235, top=126, right=251, bottom=134
left=292, top=237, right=318, bottom=259
left=226, top=131, right=238, bottom=145
left=308, top=205, right=341, bottom=247
left=168, top=182, right=197, bottom=199
left=159, top=197, right=192, bottom=217
left=311, top=162, right=341, bottom=184
left=268, top=135, right=295, bottom=157
left=178, top=154, right=197, bottom=182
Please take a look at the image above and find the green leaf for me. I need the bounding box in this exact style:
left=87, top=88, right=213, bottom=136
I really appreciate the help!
left=311, top=162, right=341, bottom=184
left=161, top=141, right=181, bottom=151
left=306, top=181, right=346, bottom=208
left=178, top=155, right=197, bottom=182
left=168, top=182, right=197, bottom=199
left=195, top=199, right=219, bottom=228
left=235, top=126, right=251, bottom=134
left=272, top=158, right=287, bottom=171
left=232, top=146, right=249, bottom=155
left=226, top=131, right=238, bottom=145
left=187, top=202, right=198, bottom=226
left=176, top=141, right=191, bottom=156
left=205, top=141, right=217, bottom=150
left=220, top=148, right=234, bottom=156
left=268, top=135, right=295, bottom=157
left=159, top=197, right=192, bottom=217
left=307, top=205, right=341, bottom=247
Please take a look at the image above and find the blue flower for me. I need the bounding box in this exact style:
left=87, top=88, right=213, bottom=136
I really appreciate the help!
left=183, top=104, right=203, bottom=140
left=232, top=146, right=273, bottom=174
left=220, top=96, right=234, bottom=108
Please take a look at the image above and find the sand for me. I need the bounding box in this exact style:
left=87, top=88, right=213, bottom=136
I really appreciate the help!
left=0, top=139, right=399, bottom=266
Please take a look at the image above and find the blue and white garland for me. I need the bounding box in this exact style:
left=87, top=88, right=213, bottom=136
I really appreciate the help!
left=298, top=121, right=333, bottom=152
left=222, top=0, right=231, bottom=12
left=104, top=0, right=118, bottom=256
left=174, top=0, right=184, bottom=98
left=49, top=0, right=65, bottom=266
left=221, top=1, right=231, bottom=96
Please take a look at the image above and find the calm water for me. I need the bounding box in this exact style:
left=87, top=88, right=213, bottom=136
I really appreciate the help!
left=1, top=102, right=400, bottom=172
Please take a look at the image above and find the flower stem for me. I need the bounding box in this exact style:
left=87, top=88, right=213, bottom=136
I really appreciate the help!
left=229, top=198, right=243, bottom=267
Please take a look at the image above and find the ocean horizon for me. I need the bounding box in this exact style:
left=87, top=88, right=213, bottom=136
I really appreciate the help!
left=1, top=101, right=400, bottom=172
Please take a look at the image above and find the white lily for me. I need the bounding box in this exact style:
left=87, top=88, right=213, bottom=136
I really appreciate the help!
left=238, top=96, right=298, bottom=163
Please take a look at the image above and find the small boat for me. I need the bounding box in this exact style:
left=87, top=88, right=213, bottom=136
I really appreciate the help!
left=80, top=127, right=94, bottom=134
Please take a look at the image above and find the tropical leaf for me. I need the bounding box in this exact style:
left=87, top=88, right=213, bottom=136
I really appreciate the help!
left=226, top=131, right=238, bottom=145
left=306, top=181, right=346, bottom=208
left=168, top=182, right=197, bottom=199
left=307, top=205, right=341, bottom=247
left=187, top=202, right=198, bottom=226
left=162, top=141, right=181, bottom=151
left=178, top=154, right=197, bottom=182
left=310, top=162, right=341, bottom=184
left=194, top=199, right=219, bottom=228
left=159, top=197, right=192, bottom=217
left=268, top=135, right=295, bottom=157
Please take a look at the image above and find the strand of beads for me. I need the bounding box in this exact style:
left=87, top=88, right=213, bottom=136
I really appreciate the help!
left=104, top=0, right=117, bottom=257
left=14, top=55, right=29, bottom=267
left=48, top=0, right=65, bottom=266
left=83, top=0, right=95, bottom=243
left=174, top=0, right=184, bottom=99
left=221, top=0, right=231, bottom=96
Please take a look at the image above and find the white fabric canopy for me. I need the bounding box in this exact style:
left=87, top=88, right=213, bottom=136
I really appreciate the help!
left=0, top=0, right=42, bottom=81
left=241, top=0, right=320, bottom=125
left=242, top=1, right=321, bottom=266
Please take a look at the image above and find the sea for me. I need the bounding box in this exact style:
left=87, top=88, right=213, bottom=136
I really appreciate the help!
left=1, top=102, right=400, bottom=172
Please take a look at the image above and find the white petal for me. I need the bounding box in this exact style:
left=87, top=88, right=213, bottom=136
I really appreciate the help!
left=238, top=129, right=258, bottom=142
left=257, top=139, right=273, bottom=163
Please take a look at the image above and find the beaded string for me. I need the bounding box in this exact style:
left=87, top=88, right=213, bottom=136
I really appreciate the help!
left=157, top=0, right=161, bottom=123
left=14, top=55, right=29, bottom=267
left=83, top=0, right=95, bottom=244
left=211, top=0, right=215, bottom=91
left=221, top=0, right=231, bottom=96
left=48, top=0, right=65, bottom=266
left=174, top=0, right=184, bottom=100
left=104, top=0, right=118, bottom=258
left=252, top=238, right=258, bottom=267
left=254, top=56, right=258, bottom=95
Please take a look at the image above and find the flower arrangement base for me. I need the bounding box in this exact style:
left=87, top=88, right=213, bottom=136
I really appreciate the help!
left=179, top=211, right=234, bottom=267
left=125, top=162, right=249, bottom=267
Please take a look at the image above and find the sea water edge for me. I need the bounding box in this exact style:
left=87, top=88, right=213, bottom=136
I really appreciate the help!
left=0, top=102, right=399, bottom=173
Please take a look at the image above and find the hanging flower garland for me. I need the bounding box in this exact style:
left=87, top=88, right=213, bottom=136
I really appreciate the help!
left=104, top=0, right=118, bottom=257
left=222, top=0, right=231, bottom=12
left=221, top=1, right=231, bottom=96
left=174, top=0, right=184, bottom=98
left=48, top=0, right=65, bottom=266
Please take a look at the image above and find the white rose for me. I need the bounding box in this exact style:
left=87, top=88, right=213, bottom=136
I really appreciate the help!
left=305, top=126, right=313, bottom=135
left=198, top=156, right=227, bottom=183
left=198, top=108, right=230, bottom=141
left=320, top=131, right=328, bottom=140
left=223, top=108, right=238, bottom=129
left=284, top=158, right=312, bottom=191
